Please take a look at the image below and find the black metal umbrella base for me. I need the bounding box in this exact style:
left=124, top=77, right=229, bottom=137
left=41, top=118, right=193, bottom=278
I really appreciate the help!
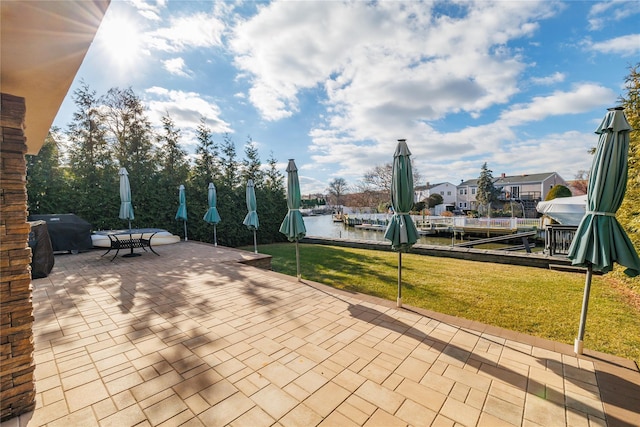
left=122, top=253, right=141, bottom=258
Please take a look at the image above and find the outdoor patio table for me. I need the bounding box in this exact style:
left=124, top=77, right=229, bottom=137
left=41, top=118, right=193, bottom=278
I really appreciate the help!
left=97, top=229, right=160, bottom=261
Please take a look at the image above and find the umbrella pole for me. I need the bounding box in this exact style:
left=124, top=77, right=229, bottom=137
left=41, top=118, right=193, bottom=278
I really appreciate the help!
left=213, top=225, right=217, bottom=246
left=574, top=264, right=593, bottom=355
left=253, top=230, right=257, bottom=254
left=296, top=241, right=301, bottom=282
left=397, top=252, right=402, bottom=308
left=183, top=221, right=188, bottom=241
left=128, top=219, right=134, bottom=255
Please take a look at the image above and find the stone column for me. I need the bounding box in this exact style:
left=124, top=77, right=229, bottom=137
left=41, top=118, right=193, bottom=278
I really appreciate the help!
left=0, top=93, right=36, bottom=420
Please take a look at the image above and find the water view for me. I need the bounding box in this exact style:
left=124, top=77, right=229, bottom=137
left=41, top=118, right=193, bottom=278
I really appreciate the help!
left=302, top=214, right=457, bottom=246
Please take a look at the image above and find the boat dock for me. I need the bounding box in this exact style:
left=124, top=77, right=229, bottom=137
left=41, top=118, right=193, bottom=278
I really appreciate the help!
left=340, top=214, right=541, bottom=239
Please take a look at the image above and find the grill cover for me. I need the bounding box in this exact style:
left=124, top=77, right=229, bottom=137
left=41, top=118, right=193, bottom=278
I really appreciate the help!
left=29, top=220, right=54, bottom=278
left=28, top=214, right=93, bottom=253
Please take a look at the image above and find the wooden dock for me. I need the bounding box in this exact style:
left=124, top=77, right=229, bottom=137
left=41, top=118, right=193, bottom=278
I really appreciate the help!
left=454, top=231, right=537, bottom=253
left=341, top=215, right=541, bottom=239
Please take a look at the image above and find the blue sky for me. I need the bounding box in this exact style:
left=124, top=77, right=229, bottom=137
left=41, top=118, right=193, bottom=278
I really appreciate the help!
left=53, top=0, right=640, bottom=195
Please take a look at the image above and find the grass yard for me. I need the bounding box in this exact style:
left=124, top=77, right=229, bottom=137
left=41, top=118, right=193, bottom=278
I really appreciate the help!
left=250, top=243, right=640, bottom=365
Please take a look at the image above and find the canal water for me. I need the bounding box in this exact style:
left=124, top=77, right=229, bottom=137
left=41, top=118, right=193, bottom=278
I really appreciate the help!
left=302, top=214, right=457, bottom=246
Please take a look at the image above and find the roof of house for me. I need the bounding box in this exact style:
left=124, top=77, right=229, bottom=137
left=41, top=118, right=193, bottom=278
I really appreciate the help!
left=459, top=172, right=562, bottom=187
left=415, top=182, right=454, bottom=191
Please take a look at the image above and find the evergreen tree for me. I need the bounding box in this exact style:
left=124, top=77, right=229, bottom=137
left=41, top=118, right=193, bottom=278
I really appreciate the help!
left=264, top=151, right=285, bottom=194
left=618, top=63, right=640, bottom=252
left=193, top=116, right=219, bottom=184
left=66, top=82, right=118, bottom=228
left=155, top=113, right=190, bottom=235
left=215, top=134, right=246, bottom=246
left=219, top=134, right=240, bottom=190
left=476, top=162, right=501, bottom=209
left=26, top=130, right=70, bottom=215
left=189, top=117, right=220, bottom=242
left=155, top=113, right=189, bottom=184
left=256, top=152, right=287, bottom=244
left=241, top=137, right=264, bottom=186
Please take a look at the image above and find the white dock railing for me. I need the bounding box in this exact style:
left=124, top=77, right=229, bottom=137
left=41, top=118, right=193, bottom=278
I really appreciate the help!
left=350, top=214, right=541, bottom=230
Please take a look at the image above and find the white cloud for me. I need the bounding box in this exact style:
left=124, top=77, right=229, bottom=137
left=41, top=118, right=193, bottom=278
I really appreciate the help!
left=130, top=0, right=164, bottom=21
left=585, top=34, right=640, bottom=57
left=530, top=72, right=565, bottom=85
left=162, top=57, right=192, bottom=78
left=144, top=87, right=232, bottom=135
left=588, top=0, right=640, bottom=31
left=499, top=83, right=616, bottom=126
left=146, top=12, right=226, bottom=53
left=228, top=0, right=566, bottom=184
left=230, top=1, right=560, bottom=122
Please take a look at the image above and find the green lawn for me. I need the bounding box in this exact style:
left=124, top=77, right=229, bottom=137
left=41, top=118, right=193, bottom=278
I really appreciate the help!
left=248, top=243, right=640, bottom=365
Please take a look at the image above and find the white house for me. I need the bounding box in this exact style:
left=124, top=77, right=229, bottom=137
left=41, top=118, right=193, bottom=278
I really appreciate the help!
left=414, top=182, right=457, bottom=207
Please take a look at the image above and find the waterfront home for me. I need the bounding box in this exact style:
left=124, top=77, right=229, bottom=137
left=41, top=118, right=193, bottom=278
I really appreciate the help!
left=457, top=172, right=568, bottom=215
left=413, top=182, right=457, bottom=213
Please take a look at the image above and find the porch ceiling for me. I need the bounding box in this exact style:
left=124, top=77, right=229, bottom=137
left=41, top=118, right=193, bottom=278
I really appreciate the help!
left=1, top=0, right=109, bottom=154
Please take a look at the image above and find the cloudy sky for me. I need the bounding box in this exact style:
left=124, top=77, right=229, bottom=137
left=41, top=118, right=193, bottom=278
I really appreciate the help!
left=53, top=0, right=640, bottom=194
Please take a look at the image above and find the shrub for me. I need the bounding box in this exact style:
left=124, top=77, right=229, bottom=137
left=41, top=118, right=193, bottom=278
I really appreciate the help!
left=545, top=185, right=572, bottom=200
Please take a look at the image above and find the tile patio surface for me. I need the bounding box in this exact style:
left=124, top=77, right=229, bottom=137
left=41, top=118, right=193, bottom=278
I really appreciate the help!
left=4, top=241, right=640, bottom=427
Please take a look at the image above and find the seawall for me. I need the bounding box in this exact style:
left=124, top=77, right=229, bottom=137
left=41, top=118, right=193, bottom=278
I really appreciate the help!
left=300, top=236, right=582, bottom=272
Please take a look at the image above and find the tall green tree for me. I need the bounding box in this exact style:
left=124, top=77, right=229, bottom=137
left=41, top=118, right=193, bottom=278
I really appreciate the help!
left=264, top=151, right=285, bottom=194
left=26, top=130, right=70, bottom=215
left=66, top=82, right=117, bottom=228
left=189, top=117, right=220, bottom=242
left=193, top=116, right=219, bottom=185
left=215, top=134, right=246, bottom=246
left=219, top=134, right=240, bottom=190
left=476, top=162, right=501, bottom=208
left=155, top=113, right=190, bottom=235
left=618, top=63, right=640, bottom=253
left=256, top=152, right=287, bottom=244
left=241, top=137, right=264, bottom=185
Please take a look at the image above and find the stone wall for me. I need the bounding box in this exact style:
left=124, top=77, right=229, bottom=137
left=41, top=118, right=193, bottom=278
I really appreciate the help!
left=0, top=93, right=36, bottom=420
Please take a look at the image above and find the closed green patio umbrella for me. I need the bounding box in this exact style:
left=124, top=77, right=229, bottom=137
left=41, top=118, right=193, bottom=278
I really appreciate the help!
left=175, top=184, right=188, bottom=241
left=568, top=107, right=640, bottom=355
left=119, top=167, right=134, bottom=229
left=203, top=182, right=221, bottom=246
left=279, top=159, right=307, bottom=281
left=243, top=179, right=259, bottom=253
left=384, top=139, right=419, bottom=308
left=118, top=167, right=139, bottom=257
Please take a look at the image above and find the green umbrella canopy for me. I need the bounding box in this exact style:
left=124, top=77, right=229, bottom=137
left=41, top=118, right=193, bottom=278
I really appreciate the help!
left=119, top=167, right=134, bottom=222
left=175, top=184, right=188, bottom=241
left=243, top=179, right=259, bottom=230
left=175, top=184, right=188, bottom=221
left=203, top=182, right=221, bottom=224
left=279, top=159, right=307, bottom=242
left=384, top=140, right=419, bottom=252
left=568, top=107, right=640, bottom=277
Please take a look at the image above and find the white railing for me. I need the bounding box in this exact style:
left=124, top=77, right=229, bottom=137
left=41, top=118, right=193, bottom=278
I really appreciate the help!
left=350, top=214, right=541, bottom=230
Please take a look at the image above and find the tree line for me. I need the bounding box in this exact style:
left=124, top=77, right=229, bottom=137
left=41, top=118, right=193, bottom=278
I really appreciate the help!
left=26, top=82, right=289, bottom=247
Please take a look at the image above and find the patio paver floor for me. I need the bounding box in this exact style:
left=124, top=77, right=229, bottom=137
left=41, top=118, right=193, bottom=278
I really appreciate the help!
left=2, top=241, right=639, bottom=427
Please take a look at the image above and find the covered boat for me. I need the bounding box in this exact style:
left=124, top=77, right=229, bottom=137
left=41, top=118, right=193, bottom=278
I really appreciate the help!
left=536, top=195, right=587, bottom=225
